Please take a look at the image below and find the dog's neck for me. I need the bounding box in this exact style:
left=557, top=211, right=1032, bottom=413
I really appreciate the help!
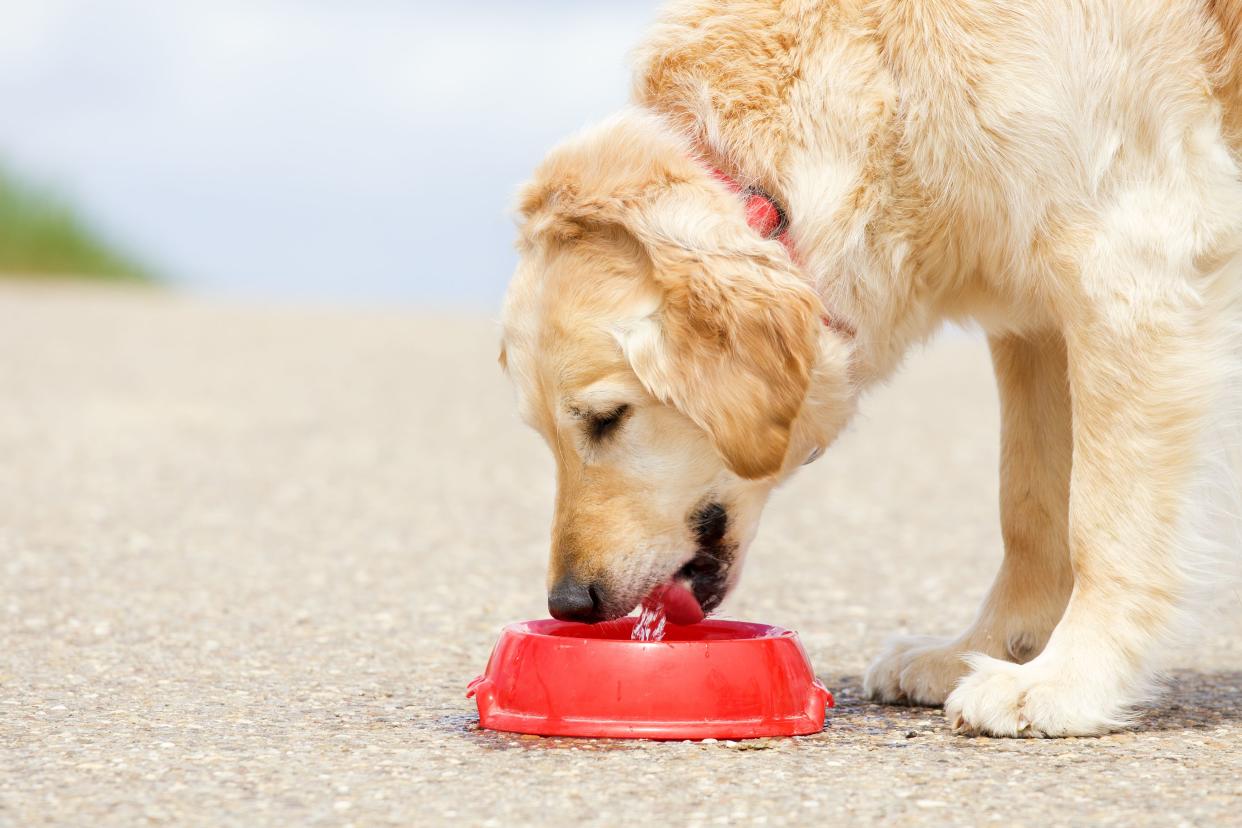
left=688, top=108, right=953, bottom=472
left=705, top=162, right=859, bottom=341
left=692, top=131, right=940, bottom=396
left=635, top=4, right=993, bottom=471
left=648, top=32, right=949, bottom=393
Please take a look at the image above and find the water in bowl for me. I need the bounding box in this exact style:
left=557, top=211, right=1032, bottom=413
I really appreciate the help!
left=631, top=601, right=668, bottom=641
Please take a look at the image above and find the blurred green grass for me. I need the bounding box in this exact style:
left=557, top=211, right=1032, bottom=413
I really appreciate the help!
left=0, top=166, right=152, bottom=282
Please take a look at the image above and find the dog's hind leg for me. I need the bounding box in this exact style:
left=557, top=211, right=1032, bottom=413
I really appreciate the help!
left=863, top=333, right=1074, bottom=706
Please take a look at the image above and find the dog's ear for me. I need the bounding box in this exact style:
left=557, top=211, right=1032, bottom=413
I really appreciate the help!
left=613, top=190, right=824, bottom=479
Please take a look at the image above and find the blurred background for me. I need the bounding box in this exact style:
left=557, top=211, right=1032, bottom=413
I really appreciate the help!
left=0, top=0, right=662, bottom=308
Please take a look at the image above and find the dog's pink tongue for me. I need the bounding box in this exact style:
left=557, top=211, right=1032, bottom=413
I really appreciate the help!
left=643, top=581, right=705, bottom=626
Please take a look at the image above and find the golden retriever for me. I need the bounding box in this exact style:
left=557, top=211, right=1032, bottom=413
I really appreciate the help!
left=500, top=0, right=1242, bottom=737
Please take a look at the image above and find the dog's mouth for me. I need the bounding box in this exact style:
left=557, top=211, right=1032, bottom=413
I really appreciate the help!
left=641, top=500, right=735, bottom=620
left=676, top=546, right=732, bottom=615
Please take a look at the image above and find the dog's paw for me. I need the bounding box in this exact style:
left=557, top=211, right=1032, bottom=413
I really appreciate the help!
left=863, top=635, right=971, bottom=706
left=944, top=654, right=1126, bottom=738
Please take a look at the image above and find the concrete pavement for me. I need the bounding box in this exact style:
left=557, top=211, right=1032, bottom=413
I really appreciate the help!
left=1, top=283, right=1239, bottom=826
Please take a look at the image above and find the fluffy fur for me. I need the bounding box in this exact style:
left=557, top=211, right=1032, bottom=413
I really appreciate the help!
left=501, top=0, right=1242, bottom=736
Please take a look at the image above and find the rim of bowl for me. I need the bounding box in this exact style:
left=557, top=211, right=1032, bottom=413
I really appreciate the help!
left=504, top=617, right=795, bottom=643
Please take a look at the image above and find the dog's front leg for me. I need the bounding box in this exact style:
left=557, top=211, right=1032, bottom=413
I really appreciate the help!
left=945, top=231, right=1226, bottom=736
left=864, top=333, right=1074, bottom=706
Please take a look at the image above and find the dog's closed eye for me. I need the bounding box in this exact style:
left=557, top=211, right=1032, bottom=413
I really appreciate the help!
left=586, top=404, right=631, bottom=442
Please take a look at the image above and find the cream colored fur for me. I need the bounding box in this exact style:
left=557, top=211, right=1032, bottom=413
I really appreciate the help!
left=501, top=0, right=1242, bottom=736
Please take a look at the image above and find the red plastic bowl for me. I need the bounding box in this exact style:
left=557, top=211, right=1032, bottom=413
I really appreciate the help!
left=467, top=617, right=833, bottom=740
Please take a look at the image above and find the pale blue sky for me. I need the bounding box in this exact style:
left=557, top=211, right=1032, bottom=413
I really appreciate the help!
left=0, top=1, right=661, bottom=306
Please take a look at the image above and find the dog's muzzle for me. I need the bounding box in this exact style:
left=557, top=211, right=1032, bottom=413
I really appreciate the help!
left=680, top=501, right=736, bottom=614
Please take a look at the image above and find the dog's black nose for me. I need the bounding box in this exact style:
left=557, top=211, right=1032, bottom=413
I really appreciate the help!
left=548, top=575, right=604, bottom=622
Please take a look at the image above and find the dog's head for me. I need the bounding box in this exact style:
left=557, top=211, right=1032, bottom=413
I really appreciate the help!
left=501, top=111, right=855, bottom=622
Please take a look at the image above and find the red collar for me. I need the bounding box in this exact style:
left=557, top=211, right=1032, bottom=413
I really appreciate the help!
left=708, top=167, right=794, bottom=255
left=709, top=166, right=855, bottom=339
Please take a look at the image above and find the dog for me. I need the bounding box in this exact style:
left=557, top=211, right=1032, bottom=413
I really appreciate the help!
left=499, top=0, right=1242, bottom=737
